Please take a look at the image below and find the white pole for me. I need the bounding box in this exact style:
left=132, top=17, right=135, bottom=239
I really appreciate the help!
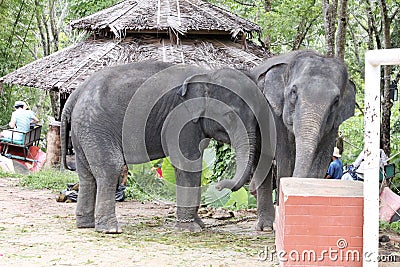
left=364, top=48, right=400, bottom=266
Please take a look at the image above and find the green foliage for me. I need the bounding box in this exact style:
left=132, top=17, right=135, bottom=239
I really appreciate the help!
left=211, top=140, right=236, bottom=183
left=203, top=183, right=231, bottom=207
left=0, top=170, right=24, bottom=179
left=0, top=0, right=39, bottom=76
left=67, top=0, right=119, bottom=20
left=17, top=169, right=79, bottom=191
left=203, top=183, right=256, bottom=210
left=393, top=119, right=400, bottom=133
left=0, top=85, right=47, bottom=126
left=223, top=187, right=248, bottom=210
left=339, top=111, right=364, bottom=165
left=126, top=162, right=175, bottom=202
left=379, top=221, right=400, bottom=235
left=209, top=0, right=323, bottom=53
left=161, top=158, right=175, bottom=185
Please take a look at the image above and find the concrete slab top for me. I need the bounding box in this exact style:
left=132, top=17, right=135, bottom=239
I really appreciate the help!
left=280, top=177, right=364, bottom=197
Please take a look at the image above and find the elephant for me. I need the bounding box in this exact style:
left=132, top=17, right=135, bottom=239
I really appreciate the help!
left=247, top=50, right=355, bottom=230
left=60, top=61, right=276, bottom=233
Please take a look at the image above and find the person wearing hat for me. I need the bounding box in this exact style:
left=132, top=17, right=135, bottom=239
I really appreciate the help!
left=0, top=101, right=39, bottom=141
left=325, top=147, right=343, bottom=179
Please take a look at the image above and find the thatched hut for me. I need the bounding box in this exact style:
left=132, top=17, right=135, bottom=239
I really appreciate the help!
left=0, top=0, right=270, bottom=166
left=0, top=0, right=269, bottom=103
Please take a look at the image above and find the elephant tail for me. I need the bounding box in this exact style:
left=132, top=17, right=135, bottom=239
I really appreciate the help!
left=60, top=91, right=78, bottom=171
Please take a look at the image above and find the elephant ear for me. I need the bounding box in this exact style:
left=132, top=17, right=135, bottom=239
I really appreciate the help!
left=260, top=64, right=287, bottom=117
left=252, top=50, right=311, bottom=117
left=335, top=80, right=356, bottom=128
left=177, top=73, right=209, bottom=123
left=122, top=64, right=207, bottom=164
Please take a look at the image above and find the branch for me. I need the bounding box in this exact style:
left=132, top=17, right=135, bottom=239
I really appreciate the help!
left=15, top=34, right=38, bottom=60
left=16, top=8, right=37, bottom=67
left=390, top=6, right=399, bottom=22
left=349, top=10, right=368, bottom=32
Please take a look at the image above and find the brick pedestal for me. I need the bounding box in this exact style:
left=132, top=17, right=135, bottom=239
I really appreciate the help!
left=275, top=178, right=364, bottom=266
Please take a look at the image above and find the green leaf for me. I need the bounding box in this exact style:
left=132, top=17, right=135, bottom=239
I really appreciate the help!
left=203, top=183, right=231, bottom=207
left=161, top=157, right=176, bottom=185
left=224, top=187, right=248, bottom=210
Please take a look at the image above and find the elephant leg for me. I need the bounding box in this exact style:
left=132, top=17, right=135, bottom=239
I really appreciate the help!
left=75, top=149, right=96, bottom=228
left=255, top=169, right=274, bottom=231
left=92, top=160, right=124, bottom=234
left=175, top=168, right=203, bottom=232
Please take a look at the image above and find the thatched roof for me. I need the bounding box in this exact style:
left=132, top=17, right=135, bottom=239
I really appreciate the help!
left=71, top=0, right=261, bottom=38
left=0, top=0, right=270, bottom=94
left=0, top=35, right=269, bottom=93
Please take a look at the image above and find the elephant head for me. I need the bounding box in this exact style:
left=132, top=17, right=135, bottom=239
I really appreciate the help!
left=252, top=50, right=355, bottom=178
left=176, top=68, right=276, bottom=191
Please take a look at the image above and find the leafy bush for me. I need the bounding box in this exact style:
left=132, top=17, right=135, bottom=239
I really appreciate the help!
left=126, top=161, right=175, bottom=203
left=379, top=221, right=400, bottom=235
left=210, top=140, right=236, bottom=183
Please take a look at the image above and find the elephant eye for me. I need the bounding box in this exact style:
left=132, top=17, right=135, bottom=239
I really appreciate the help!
left=289, top=85, right=297, bottom=104
left=333, top=96, right=340, bottom=107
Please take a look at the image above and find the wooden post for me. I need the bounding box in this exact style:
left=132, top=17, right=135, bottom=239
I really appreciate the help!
left=44, top=121, right=61, bottom=168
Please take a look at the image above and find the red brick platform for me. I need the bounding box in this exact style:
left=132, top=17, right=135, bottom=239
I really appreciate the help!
left=275, top=178, right=364, bottom=266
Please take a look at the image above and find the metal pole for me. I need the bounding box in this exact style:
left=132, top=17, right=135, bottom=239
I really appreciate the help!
left=364, top=48, right=400, bottom=266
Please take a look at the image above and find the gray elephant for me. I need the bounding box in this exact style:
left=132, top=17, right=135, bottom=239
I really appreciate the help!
left=60, top=61, right=275, bottom=233
left=249, top=50, right=356, bottom=230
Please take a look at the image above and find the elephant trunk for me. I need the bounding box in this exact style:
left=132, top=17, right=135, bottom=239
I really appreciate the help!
left=215, top=133, right=256, bottom=191
left=292, top=112, right=323, bottom=178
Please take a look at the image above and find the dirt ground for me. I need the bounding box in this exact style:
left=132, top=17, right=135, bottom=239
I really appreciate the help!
left=0, top=177, right=399, bottom=267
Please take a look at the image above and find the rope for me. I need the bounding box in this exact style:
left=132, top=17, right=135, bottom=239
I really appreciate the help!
left=205, top=215, right=257, bottom=229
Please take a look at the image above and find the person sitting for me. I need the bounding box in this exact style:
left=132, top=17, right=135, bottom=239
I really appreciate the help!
left=342, top=147, right=388, bottom=181
left=0, top=101, right=39, bottom=142
left=325, top=147, right=343, bottom=179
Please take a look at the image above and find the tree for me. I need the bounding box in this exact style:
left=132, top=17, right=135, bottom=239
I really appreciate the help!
left=322, top=0, right=349, bottom=60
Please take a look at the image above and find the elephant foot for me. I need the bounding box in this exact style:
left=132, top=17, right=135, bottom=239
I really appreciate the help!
left=95, top=215, right=122, bottom=234
left=255, top=218, right=274, bottom=232
left=76, top=215, right=95, bottom=228
left=194, top=214, right=205, bottom=229
left=175, top=219, right=203, bottom=232
left=95, top=224, right=122, bottom=234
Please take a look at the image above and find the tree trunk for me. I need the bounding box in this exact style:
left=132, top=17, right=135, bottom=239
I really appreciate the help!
left=322, top=0, right=338, bottom=57
left=364, top=0, right=381, bottom=49
left=49, top=0, right=58, bottom=52
left=50, top=90, right=61, bottom=120
left=379, top=0, right=392, bottom=156
left=34, top=0, right=61, bottom=119
left=44, top=122, right=61, bottom=168
left=34, top=0, right=50, bottom=56
left=335, top=0, right=348, bottom=61
left=262, top=0, right=272, bottom=50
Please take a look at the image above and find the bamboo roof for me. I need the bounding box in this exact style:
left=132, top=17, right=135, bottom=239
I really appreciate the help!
left=70, top=0, right=261, bottom=38
left=0, top=35, right=269, bottom=93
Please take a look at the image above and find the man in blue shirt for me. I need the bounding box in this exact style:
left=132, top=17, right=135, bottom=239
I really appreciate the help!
left=0, top=101, right=39, bottom=141
left=325, top=147, right=343, bottom=179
